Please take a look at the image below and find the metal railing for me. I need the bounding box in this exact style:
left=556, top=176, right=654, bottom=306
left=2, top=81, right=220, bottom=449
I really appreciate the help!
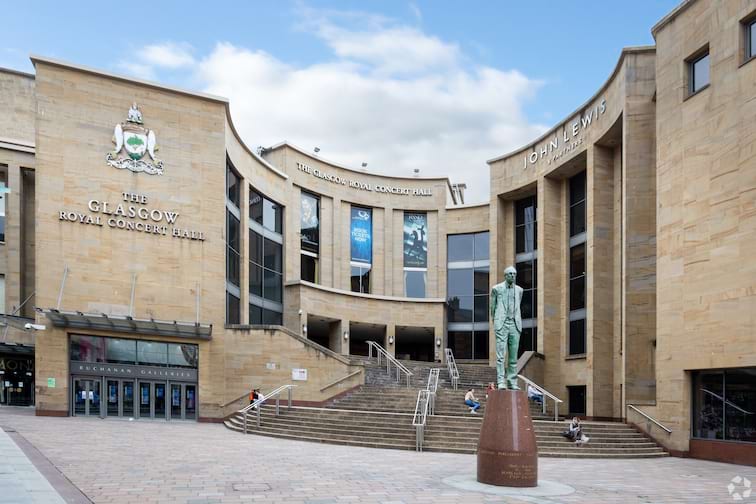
left=412, top=389, right=431, bottom=451
left=426, top=368, right=440, bottom=415
left=444, top=348, right=460, bottom=390
left=627, top=404, right=672, bottom=434
left=517, top=374, right=563, bottom=422
left=367, top=340, right=413, bottom=387
left=320, top=369, right=362, bottom=393
left=239, top=384, right=296, bottom=433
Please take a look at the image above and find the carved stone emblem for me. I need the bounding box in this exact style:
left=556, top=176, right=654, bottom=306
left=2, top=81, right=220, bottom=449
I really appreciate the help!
left=106, top=103, right=163, bottom=175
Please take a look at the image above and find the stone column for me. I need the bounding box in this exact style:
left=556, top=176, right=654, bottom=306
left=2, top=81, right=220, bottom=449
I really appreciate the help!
left=587, top=144, right=616, bottom=419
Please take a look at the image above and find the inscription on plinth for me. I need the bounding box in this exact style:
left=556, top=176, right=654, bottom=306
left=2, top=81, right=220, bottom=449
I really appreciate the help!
left=477, top=389, right=538, bottom=487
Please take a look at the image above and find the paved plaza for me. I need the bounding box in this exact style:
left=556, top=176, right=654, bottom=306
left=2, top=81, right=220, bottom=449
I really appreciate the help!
left=0, top=407, right=751, bottom=504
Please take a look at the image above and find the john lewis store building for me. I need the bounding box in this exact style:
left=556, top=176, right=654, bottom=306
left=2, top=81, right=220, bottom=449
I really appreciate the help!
left=0, top=0, right=754, bottom=465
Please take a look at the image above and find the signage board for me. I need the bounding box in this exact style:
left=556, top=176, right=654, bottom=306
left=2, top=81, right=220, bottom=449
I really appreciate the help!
left=292, top=368, right=308, bottom=381
left=403, top=213, right=427, bottom=268
left=350, top=207, right=372, bottom=264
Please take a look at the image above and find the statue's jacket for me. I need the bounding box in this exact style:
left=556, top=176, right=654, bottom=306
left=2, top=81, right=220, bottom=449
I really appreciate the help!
left=490, top=282, right=523, bottom=333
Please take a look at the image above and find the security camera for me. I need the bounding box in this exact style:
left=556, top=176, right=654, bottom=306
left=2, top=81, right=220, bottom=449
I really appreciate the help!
left=24, top=323, right=46, bottom=331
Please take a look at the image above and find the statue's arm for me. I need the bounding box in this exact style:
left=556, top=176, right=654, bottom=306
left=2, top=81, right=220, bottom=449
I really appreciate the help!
left=490, top=286, right=497, bottom=320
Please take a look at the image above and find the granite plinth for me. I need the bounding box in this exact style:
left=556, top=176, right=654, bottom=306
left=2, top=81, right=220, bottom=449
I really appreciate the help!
left=477, top=389, right=538, bottom=487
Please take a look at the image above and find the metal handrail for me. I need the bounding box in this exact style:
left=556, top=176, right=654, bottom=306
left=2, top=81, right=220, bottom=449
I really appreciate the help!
left=320, top=369, right=362, bottom=393
left=445, top=348, right=460, bottom=390
left=240, top=384, right=296, bottom=433
left=412, top=389, right=431, bottom=451
left=367, top=341, right=413, bottom=387
left=627, top=404, right=672, bottom=434
left=425, top=368, right=440, bottom=415
left=517, top=374, right=563, bottom=422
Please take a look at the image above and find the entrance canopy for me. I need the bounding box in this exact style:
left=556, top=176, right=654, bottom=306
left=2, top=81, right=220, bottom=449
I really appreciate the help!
left=41, top=309, right=212, bottom=341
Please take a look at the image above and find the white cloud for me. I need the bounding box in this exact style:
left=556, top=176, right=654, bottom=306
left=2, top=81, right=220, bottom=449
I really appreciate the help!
left=121, top=9, right=546, bottom=203
left=409, top=3, right=422, bottom=23
left=141, top=42, right=195, bottom=69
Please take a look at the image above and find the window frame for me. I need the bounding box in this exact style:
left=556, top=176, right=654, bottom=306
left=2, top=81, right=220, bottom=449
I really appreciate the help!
left=686, top=46, right=710, bottom=97
left=567, top=172, right=587, bottom=358
left=743, top=14, right=756, bottom=64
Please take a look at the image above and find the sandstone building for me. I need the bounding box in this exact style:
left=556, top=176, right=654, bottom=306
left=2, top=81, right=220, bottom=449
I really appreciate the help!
left=0, top=0, right=753, bottom=465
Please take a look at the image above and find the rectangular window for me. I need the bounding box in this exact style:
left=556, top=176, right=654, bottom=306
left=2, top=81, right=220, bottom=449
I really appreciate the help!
left=249, top=186, right=284, bottom=325
left=226, top=212, right=241, bottom=288
left=693, top=368, right=756, bottom=443
left=137, top=341, right=168, bottom=367
left=404, top=270, right=426, bottom=298
left=0, top=274, right=4, bottom=314
left=226, top=160, right=242, bottom=324
left=167, top=344, right=198, bottom=368
left=688, top=50, right=710, bottom=95
left=447, top=231, right=490, bottom=360
left=226, top=161, right=240, bottom=208
left=750, top=19, right=756, bottom=60
left=0, top=181, right=6, bottom=243
left=226, top=292, right=241, bottom=325
left=518, top=326, right=536, bottom=358
left=350, top=265, right=371, bottom=294
left=301, top=253, right=319, bottom=283
left=567, top=385, right=587, bottom=416
left=515, top=196, right=537, bottom=354
left=105, top=338, right=136, bottom=364
left=569, top=318, right=586, bottom=355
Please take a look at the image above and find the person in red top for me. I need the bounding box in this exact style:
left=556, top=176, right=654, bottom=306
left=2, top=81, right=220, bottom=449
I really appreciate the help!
left=249, top=388, right=259, bottom=405
left=485, top=382, right=495, bottom=400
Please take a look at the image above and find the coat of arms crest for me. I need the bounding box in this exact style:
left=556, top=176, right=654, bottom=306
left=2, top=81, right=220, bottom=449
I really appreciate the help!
left=106, top=103, right=163, bottom=175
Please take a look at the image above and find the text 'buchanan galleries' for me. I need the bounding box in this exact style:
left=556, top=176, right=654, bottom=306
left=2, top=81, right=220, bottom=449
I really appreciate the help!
left=58, top=191, right=206, bottom=241
left=296, top=162, right=433, bottom=196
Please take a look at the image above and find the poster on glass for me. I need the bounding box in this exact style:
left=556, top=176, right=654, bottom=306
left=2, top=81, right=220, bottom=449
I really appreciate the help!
left=403, top=213, right=427, bottom=268
left=350, top=207, right=372, bottom=264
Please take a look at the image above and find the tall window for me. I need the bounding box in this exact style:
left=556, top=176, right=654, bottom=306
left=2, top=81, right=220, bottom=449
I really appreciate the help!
left=693, top=368, right=756, bottom=443
left=350, top=206, right=372, bottom=294
left=249, top=187, right=284, bottom=325
left=226, top=160, right=241, bottom=324
left=744, top=15, right=756, bottom=62
left=300, top=192, right=320, bottom=283
left=515, top=196, right=537, bottom=357
left=687, top=48, right=710, bottom=95
left=568, top=171, right=586, bottom=356
left=0, top=274, right=5, bottom=314
left=0, top=180, right=6, bottom=243
left=403, top=212, right=428, bottom=298
left=447, top=231, right=489, bottom=360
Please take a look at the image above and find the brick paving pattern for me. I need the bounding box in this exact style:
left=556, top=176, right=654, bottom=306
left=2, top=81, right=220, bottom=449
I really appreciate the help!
left=0, top=407, right=751, bottom=503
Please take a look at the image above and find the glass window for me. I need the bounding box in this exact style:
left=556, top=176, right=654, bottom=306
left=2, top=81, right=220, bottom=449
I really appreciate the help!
left=570, top=243, right=586, bottom=278
left=264, top=239, right=283, bottom=273
left=693, top=370, right=724, bottom=440
left=0, top=182, right=6, bottom=243
left=249, top=263, right=262, bottom=297
left=263, top=309, right=283, bottom=326
left=724, top=368, right=756, bottom=442
left=226, top=292, right=240, bottom=324
left=750, top=20, right=756, bottom=60
left=474, top=232, right=490, bottom=261
left=521, top=290, right=534, bottom=319
left=226, top=212, right=241, bottom=287
left=301, top=192, right=320, bottom=254
left=517, top=261, right=534, bottom=290
left=405, top=270, right=426, bottom=298
left=249, top=188, right=263, bottom=224
left=518, top=327, right=536, bottom=358
left=249, top=304, right=262, bottom=325
left=690, top=52, right=710, bottom=94
left=473, top=267, right=489, bottom=295
left=570, top=172, right=586, bottom=204
left=447, top=296, right=473, bottom=323
left=569, top=201, right=586, bottom=236
left=249, top=228, right=262, bottom=265
left=226, top=162, right=240, bottom=208
left=447, top=234, right=474, bottom=262
left=447, top=269, right=473, bottom=298
left=350, top=265, right=371, bottom=294
left=106, top=338, right=136, bottom=364
left=473, top=295, right=489, bottom=322
left=70, top=335, right=105, bottom=362
left=569, top=319, right=586, bottom=355
left=515, top=197, right=536, bottom=226
left=301, top=254, right=318, bottom=283
left=263, top=198, right=283, bottom=233
left=137, top=341, right=168, bottom=367
left=570, top=276, right=585, bottom=312
left=168, top=344, right=198, bottom=368
left=0, top=274, right=4, bottom=314
left=263, top=269, right=282, bottom=303
left=473, top=330, right=489, bottom=360
left=448, top=330, right=472, bottom=360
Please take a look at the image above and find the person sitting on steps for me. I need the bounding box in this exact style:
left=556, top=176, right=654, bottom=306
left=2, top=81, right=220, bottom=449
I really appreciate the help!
left=464, top=388, right=481, bottom=414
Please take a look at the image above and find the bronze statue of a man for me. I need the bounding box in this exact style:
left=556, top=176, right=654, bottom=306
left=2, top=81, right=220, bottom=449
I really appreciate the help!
left=490, top=265, right=523, bottom=390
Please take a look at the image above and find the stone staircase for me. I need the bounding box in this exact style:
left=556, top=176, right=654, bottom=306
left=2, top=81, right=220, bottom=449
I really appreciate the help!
left=224, top=359, right=667, bottom=458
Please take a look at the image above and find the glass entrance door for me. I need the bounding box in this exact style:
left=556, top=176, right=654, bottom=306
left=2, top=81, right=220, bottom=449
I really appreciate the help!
left=122, top=380, right=135, bottom=417
left=106, top=380, right=119, bottom=416
left=167, top=383, right=198, bottom=420
left=72, top=378, right=101, bottom=417
left=170, top=384, right=182, bottom=419
left=139, top=381, right=151, bottom=418
left=154, top=382, right=166, bottom=419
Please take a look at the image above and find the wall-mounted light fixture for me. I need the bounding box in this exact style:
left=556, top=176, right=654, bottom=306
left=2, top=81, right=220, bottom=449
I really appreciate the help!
left=389, top=335, right=394, bottom=345
left=343, top=331, right=349, bottom=340
left=302, top=325, right=308, bottom=335
left=436, top=339, right=442, bottom=347
left=298, top=309, right=303, bottom=316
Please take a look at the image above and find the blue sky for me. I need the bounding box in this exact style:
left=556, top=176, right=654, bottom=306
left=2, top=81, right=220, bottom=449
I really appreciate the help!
left=2, top=1, right=679, bottom=201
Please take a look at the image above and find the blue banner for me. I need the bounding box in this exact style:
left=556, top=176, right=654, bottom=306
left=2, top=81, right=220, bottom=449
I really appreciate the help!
left=350, top=207, right=372, bottom=264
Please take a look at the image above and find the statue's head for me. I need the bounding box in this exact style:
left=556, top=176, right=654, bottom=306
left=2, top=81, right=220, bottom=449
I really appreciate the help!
left=504, top=266, right=516, bottom=286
